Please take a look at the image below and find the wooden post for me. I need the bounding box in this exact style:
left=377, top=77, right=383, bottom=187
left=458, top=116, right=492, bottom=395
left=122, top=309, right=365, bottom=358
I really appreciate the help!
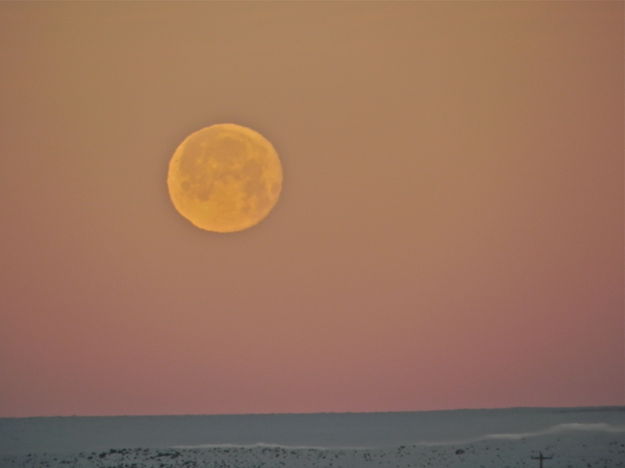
left=530, top=451, right=553, bottom=468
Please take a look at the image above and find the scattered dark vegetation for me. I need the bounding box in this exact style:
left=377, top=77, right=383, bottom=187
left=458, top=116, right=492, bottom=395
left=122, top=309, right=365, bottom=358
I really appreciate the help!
left=2, top=440, right=625, bottom=468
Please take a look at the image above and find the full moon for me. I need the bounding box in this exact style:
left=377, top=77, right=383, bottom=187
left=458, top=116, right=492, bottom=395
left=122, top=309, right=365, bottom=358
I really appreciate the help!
left=167, top=124, right=283, bottom=233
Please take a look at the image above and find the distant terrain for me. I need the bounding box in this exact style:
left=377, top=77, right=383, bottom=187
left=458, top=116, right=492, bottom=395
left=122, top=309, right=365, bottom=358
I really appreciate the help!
left=1, top=407, right=624, bottom=467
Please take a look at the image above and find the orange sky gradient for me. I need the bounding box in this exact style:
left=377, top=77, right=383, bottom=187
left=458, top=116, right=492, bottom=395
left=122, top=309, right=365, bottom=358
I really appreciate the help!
left=0, top=1, right=623, bottom=417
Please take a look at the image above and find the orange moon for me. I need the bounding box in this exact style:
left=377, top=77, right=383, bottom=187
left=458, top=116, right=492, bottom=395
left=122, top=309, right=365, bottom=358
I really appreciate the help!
left=167, top=124, right=283, bottom=233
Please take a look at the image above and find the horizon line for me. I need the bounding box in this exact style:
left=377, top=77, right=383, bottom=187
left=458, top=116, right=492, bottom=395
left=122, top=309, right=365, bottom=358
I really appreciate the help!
left=3, top=404, right=624, bottom=420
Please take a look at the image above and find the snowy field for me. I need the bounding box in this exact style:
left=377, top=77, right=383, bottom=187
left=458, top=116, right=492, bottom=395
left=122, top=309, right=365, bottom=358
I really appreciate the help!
left=1, top=407, right=624, bottom=467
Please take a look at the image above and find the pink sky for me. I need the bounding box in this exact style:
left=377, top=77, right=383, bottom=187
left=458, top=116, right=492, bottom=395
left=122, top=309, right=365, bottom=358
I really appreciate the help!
left=0, top=1, right=623, bottom=417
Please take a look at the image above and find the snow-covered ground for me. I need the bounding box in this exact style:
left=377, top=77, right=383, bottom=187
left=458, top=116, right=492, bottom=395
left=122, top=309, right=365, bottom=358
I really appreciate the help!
left=1, top=407, right=624, bottom=467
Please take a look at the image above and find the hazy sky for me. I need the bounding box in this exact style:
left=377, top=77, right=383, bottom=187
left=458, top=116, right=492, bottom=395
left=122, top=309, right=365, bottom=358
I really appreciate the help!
left=1, top=1, right=623, bottom=418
